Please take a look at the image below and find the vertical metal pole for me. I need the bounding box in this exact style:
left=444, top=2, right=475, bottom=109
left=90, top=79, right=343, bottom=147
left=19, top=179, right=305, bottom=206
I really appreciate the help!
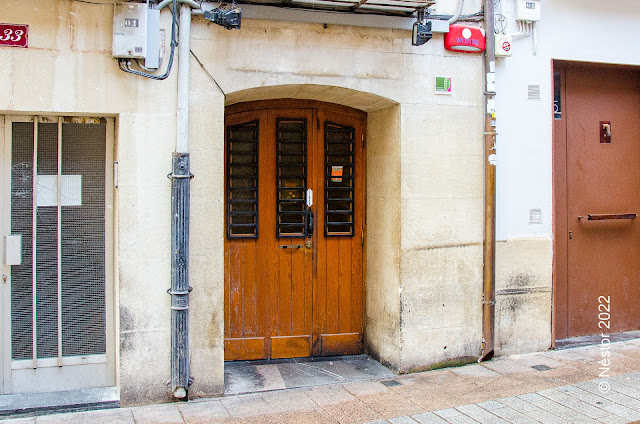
left=168, top=153, right=192, bottom=398
left=168, top=3, right=193, bottom=399
left=57, top=117, right=63, bottom=366
left=481, top=0, right=496, bottom=361
left=31, top=118, right=38, bottom=367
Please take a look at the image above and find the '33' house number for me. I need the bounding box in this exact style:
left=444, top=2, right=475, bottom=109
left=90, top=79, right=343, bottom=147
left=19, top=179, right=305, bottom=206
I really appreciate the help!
left=0, top=24, right=28, bottom=48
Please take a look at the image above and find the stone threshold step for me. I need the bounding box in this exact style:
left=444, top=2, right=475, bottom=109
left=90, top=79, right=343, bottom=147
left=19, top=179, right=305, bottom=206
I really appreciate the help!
left=0, top=386, right=119, bottom=419
left=555, top=330, right=640, bottom=350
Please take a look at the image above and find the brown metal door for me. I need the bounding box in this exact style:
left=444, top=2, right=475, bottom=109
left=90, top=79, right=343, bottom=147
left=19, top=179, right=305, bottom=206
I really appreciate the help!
left=561, top=65, right=640, bottom=338
left=224, top=101, right=365, bottom=360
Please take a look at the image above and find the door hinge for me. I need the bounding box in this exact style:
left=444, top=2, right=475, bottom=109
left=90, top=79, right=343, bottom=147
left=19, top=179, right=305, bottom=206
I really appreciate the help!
left=361, top=229, right=364, bottom=246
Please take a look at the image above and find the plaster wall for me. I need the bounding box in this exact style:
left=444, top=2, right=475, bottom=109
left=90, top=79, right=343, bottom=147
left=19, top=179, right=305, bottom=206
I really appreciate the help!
left=365, top=106, right=402, bottom=370
left=1, top=0, right=485, bottom=404
left=494, top=0, right=640, bottom=352
left=192, top=13, right=485, bottom=372
left=0, top=0, right=224, bottom=405
left=398, top=74, right=484, bottom=371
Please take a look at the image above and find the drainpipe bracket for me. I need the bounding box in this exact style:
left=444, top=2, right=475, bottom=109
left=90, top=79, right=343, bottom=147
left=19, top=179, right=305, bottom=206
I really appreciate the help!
left=167, top=172, right=194, bottom=179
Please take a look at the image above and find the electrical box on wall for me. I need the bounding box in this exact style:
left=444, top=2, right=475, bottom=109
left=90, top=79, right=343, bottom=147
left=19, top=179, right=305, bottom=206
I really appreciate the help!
left=113, top=1, right=161, bottom=62
left=515, top=0, right=541, bottom=21
left=495, top=34, right=512, bottom=57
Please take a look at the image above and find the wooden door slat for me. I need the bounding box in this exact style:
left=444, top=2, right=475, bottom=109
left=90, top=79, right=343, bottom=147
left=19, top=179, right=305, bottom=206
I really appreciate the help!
left=291, top=247, right=306, bottom=335
left=228, top=242, right=244, bottom=339
left=241, top=241, right=257, bottom=337
left=278, top=242, right=293, bottom=336
left=338, top=237, right=352, bottom=334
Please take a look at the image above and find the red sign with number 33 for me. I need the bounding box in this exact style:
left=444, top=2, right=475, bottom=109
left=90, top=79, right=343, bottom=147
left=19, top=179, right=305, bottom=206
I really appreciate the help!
left=0, top=24, right=28, bottom=48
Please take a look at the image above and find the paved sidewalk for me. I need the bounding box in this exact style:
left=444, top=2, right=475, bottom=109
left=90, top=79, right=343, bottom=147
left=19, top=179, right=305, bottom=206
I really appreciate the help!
left=4, top=339, right=640, bottom=424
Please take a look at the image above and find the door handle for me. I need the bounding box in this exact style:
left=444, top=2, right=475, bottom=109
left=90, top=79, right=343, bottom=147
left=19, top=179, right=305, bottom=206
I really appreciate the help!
left=578, top=213, right=636, bottom=220
left=306, top=207, right=313, bottom=238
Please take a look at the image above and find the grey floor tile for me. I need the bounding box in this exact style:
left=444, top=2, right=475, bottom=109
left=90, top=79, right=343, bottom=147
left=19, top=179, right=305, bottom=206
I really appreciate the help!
left=304, top=384, right=355, bottom=406
left=451, top=365, right=501, bottom=378
left=388, top=417, right=418, bottom=424
left=478, top=400, right=508, bottom=411
left=521, top=408, right=573, bottom=424
left=487, top=406, right=538, bottom=423
left=496, top=397, right=539, bottom=413
left=130, top=404, right=184, bottom=424
left=517, top=393, right=545, bottom=404
left=82, top=408, right=135, bottom=424
left=455, top=404, right=509, bottom=424
left=524, top=398, right=600, bottom=424
left=602, top=404, right=640, bottom=421
left=607, top=380, right=640, bottom=398
left=596, top=414, right=631, bottom=424
left=178, top=399, right=230, bottom=421
left=433, top=409, right=462, bottom=419
left=537, top=388, right=609, bottom=418
left=1, top=419, right=36, bottom=424
left=561, top=386, right=617, bottom=408
left=36, top=413, right=86, bottom=424
left=342, top=381, right=389, bottom=397
left=480, top=360, right=536, bottom=375
left=224, top=364, right=286, bottom=394
left=221, top=393, right=276, bottom=418
left=577, top=381, right=640, bottom=411
left=443, top=415, right=480, bottom=424
left=411, top=411, right=450, bottom=424
left=611, top=374, right=640, bottom=389
left=261, top=389, right=316, bottom=412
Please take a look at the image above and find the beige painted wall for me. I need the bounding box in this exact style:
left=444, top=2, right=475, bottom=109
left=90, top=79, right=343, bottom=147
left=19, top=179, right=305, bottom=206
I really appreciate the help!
left=398, top=80, right=485, bottom=371
left=365, top=106, right=402, bottom=370
left=192, top=13, right=486, bottom=373
left=495, top=238, right=552, bottom=355
left=1, top=0, right=504, bottom=405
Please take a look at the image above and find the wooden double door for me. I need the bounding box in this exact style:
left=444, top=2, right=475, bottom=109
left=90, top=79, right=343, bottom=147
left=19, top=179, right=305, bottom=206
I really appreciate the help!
left=554, top=63, right=640, bottom=339
left=224, top=100, right=365, bottom=360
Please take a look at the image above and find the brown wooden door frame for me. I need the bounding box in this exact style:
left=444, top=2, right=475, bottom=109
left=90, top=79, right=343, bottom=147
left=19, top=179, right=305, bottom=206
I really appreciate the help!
left=553, top=61, right=640, bottom=342
left=223, top=99, right=367, bottom=360
left=552, top=61, right=569, bottom=344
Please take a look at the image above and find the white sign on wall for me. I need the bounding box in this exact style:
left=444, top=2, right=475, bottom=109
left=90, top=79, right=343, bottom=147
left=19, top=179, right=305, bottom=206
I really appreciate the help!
left=36, top=175, right=82, bottom=206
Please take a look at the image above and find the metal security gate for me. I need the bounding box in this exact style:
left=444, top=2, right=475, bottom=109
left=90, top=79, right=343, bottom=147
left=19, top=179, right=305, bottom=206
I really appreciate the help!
left=2, top=116, right=115, bottom=394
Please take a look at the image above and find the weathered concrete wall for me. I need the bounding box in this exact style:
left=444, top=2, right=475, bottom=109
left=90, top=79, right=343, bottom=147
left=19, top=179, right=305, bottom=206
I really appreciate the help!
left=495, top=238, right=552, bottom=355
left=0, top=0, right=224, bottom=405
left=1, top=0, right=487, bottom=405
left=398, top=66, right=484, bottom=371
left=365, top=106, right=402, bottom=370
left=194, top=14, right=485, bottom=373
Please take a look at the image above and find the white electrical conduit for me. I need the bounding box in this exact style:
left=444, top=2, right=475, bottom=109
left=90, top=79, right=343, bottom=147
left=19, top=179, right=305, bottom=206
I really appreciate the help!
left=176, top=4, right=191, bottom=153
left=532, top=21, right=537, bottom=55
left=511, top=20, right=532, bottom=38
left=448, top=0, right=464, bottom=24
left=157, top=0, right=200, bottom=10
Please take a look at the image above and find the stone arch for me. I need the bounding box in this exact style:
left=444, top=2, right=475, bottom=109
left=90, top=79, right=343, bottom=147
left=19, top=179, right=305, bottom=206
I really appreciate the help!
left=222, top=84, right=402, bottom=369
left=225, top=84, right=398, bottom=112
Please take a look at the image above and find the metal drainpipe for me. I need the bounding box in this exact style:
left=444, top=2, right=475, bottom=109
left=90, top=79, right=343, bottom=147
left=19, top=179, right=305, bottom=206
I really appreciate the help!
left=481, top=0, right=496, bottom=362
left=168, top=3, right=194, bottom=399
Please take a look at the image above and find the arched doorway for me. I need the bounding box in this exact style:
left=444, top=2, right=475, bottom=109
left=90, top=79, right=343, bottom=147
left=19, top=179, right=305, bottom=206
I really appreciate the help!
left=224, top=100, right=366, bottom=360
